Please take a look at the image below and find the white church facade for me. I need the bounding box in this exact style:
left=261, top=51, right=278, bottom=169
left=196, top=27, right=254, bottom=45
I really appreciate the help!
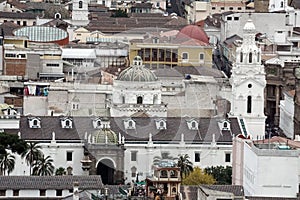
left=229, top=18, right=266, bottom=140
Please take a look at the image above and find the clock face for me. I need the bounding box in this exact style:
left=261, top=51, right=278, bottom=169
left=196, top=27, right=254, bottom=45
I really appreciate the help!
left=296, top=67, right=300, bottom=79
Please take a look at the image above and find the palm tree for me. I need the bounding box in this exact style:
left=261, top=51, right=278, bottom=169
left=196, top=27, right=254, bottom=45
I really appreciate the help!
left=32, top=155, right=54, bottom=176
left=0, top=152, right=15, bottom=176
left=177, top=154, right=193, bottom=179
left=55, top=167, right=66, bottom=176
left=21, top=142, right=43, bottom=175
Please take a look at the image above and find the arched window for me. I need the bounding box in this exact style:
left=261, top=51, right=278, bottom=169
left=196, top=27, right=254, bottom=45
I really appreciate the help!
left=122, top=96, right=125, bottom=104
left=249, top=52, right=252, bottom=63
left=257, top=52, right=260, bottom=63
left=131, top=166, right=137, bottom=178
left=66, top=120, right=70, bottom=126
left=247, top=96, right=252, bottom=113
left=224, top=122, right=228, bottom=128
left=33, top=120, right=38, bottom=126
left=79, top=1, right=83, bottom=8
left=172, top=187, right=177, bottom=193
left=160, top=121, right=164, bottom=127
left=97, top=120, right=101, bottom=127
left=191, top=121, right=196, bottom=128
left=240, top=52, right=243, bottom=63
left=160, top=170, right=167, bottom=178
left=55, top=13, right=61, bottom=19
left=128, top=120, right=133, bottom=127
left=137, top=96, right=143, bottom=104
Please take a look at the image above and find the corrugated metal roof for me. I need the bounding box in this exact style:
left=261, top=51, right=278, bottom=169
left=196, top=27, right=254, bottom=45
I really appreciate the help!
left=62, top=49, right=97, bottom=59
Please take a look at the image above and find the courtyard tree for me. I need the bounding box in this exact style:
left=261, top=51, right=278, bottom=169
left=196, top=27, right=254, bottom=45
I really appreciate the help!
left=21, top=142, right=43, bottom=175
left=0, top=132, right=27, bottom=155
left=55, top=167, right=66, bottom=176
left=182, top=167, right=216, bottom=185
left=204, top=165, right=232, bottom=185
left=32, top=155, right=55, bottom=176
left=0, top=132, right=27, bottom=176
left=0, top=152, right=15, bottom=175
left=177, top=154, right=193, bottom=178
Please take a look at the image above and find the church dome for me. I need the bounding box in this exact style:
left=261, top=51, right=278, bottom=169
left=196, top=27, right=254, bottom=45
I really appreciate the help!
left=179, top=25, right=209, bottom=44
left=117, top=56, right=158, bottom=82
left=93, top=128, right=118, bottom=144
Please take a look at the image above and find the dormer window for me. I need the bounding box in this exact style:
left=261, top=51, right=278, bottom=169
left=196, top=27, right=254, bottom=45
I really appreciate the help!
left=2, top=107, right=17, bottom=117
left=61, top=117, right=73, bottom=129
left=92, top=118, right=102, bottom=129
left=155, top=119, right=167, bottom=130
left=218, top=120, right=231, bottom=131
left=28, top=117, right=41, bottom=128
left=124, top=119, right=136, bottom=129
left=186, top=119, right=198, bottom=130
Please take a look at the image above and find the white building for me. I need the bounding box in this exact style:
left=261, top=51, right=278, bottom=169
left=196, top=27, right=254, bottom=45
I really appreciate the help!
left=71, top=0, right=90, bottom=26
left=110, top=56, right=167, bottom=118
left=220, top=12, right=300, bottom=43
left=232, top=136, right=300, bottom=198
left=229, top=18, right=266, bottom=139
left=279, top=90, right=295, bottom=139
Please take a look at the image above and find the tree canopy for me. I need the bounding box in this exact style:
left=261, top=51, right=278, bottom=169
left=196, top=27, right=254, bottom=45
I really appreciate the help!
left=177, top=154, right=193, bottom=178
left=204, top=165, right=232, bottom=185
left=182, top=167, right=216, bottom=185
left=0, top=132, right=27, bottom=155
left=111, top=9, right=128, bottom=18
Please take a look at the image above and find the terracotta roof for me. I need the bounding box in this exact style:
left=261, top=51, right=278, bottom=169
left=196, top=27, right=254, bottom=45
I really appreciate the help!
left=0, top=21, right=20, bottom=36
left=5, top=116, right=241, bottom=144
left=178, top=25, right=209, bottom=44
left=254, top=136, right=300, bottom=149
left=0, top=175, right=103, bottom=190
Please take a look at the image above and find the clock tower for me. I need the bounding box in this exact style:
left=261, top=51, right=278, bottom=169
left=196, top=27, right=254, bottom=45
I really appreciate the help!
left=229, top=18, right=266, bottom=139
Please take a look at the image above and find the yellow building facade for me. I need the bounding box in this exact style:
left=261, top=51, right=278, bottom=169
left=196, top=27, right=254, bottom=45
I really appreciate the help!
left=129, top=28, right=213, bottom=68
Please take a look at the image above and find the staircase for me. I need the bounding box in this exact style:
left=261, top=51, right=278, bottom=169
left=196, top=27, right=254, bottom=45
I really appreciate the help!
left=239, top=118, right=248, bottom=137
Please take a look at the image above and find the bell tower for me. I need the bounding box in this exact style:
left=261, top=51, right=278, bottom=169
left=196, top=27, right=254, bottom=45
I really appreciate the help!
left=72, top=0, right=90, bottom=26
left=229, top=18, right=266, bottom=139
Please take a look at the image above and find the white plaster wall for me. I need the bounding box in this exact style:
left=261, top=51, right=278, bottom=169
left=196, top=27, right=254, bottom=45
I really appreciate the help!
left=112, top=81, right=161, bottom=105
left=23, top=96, right=48, bottom=116
left=243, top=143, right=299, bottom=197
left=123, top=142, right=232, bottom=183
left=10, top=142, right=85, bottom=176
left=256, top=153, right=298, bottom=197
left=243, top=142, right=258, bottom=196
left=279, top=93, right=294, bottom=139
left=221, top=13, right=289, bottom=42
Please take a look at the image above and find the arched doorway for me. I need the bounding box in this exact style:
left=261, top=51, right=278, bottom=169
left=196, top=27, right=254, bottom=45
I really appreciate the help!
left=97, top=159, right=115, bottom=185
left=137, top=96, right=143, bottom=104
